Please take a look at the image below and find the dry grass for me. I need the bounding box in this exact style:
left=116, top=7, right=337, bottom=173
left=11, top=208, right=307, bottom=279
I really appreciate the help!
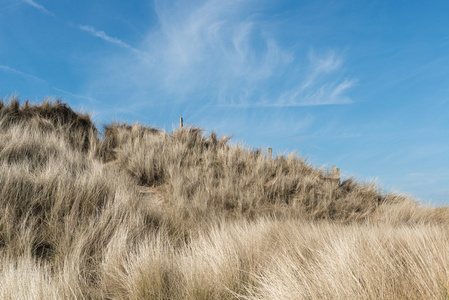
left=1, top=98, right=448, bottom=299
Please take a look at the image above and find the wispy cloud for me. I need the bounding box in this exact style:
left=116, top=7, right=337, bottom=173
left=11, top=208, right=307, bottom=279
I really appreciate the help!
left=300, top=51, right=342, bottom=92
left=79, top=25, right=142, bottom=54
left=52, top=87, right=99, bottom=104
left=0, top=65, right=45, bottom=82
left=22, top=0, right=54, bottom=16
left=281, top=79, right=356, bottom=107
left=147, top=0, right=294, bottom=98
left=264, top=49, right=357, bottom=107
left=82, top=0, right=356, bottom=110
left=51, top=87, right=150, bottom=121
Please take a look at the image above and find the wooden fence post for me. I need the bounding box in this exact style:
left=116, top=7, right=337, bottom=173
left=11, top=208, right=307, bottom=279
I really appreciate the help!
left=268, top=148, right=272, bottom=163
left=331, top=165, right=340, bottom=185
left=180, top=117, right=183, bottom=128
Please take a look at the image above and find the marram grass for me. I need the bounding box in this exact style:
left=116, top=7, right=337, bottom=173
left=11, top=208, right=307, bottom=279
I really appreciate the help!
left=0, top=98, right=448, bottom=299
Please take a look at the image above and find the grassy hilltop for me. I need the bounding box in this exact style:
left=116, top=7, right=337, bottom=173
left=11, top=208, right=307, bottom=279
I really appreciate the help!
left=1, top=98, right=449, bottom=299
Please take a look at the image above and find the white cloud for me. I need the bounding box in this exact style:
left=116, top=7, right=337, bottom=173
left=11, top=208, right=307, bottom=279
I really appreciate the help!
left=300, top=51, right=342, bottom=92
left=273, top=83, right=354, bottom=107
left=0, top=65, right=45, bottom=82
left=269, top=50, right=356, bottom=107
left=52, top=87, right=99, bottom=104
left=79, top=25, right=142, bottom=54
left=83, top=0, right=355, bottom=109
left=134, top=0, right=296, bottom=101
left=22, top=0, right=54, bottom=16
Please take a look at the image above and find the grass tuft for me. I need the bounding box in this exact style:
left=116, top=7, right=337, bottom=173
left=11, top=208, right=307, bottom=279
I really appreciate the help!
left=1, top=98, right=448, bottom=299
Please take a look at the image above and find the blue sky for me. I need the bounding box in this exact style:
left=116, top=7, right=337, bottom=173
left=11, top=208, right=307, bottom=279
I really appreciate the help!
left=1, top=0, right=449, bottom=206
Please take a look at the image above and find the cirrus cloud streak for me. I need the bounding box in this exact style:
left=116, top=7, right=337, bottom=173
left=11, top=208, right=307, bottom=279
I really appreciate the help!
left=83, top=0, right=356, bottom=109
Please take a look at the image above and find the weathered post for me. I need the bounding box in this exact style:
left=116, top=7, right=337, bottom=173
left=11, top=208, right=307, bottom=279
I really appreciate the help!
left=331, top=165, right=340, bottom=185
left=268, top=148, right=272, bottom=163
left=180, top=117, right=183, bottom=128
